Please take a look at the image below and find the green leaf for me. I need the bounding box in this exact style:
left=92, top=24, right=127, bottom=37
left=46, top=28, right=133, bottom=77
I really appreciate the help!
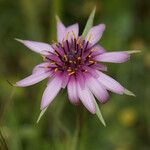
left=124, top=88, right=136, bottom=97
left=82, top=7, right=96, bottom=38
left=36, top=107, right=48, bottom=124
left=94, top=99, right=106, bottom=126
left=125, top=50, right=141, bottom=54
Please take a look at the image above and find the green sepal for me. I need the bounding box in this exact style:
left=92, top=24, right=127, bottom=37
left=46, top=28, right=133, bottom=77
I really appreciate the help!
left=82, top=7, right=96, bottom=38
left=94, top=99, right=106, bottom=126
left=124, top=88, right=136, bottom=97
left=36, top=107, right=48, bottom=124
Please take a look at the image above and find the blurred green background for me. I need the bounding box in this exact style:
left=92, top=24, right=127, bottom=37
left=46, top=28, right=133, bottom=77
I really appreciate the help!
left=0, top=0, right=150, bottom=149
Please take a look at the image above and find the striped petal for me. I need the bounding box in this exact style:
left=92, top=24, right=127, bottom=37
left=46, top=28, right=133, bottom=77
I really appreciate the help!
left=16, top=39, right=53, bottom=54
left=77, top=83, right=96, bottom=114
left=41, top=77, right=62, bottom=109
left=57, top=19, right=66, bottom=42
left=85, top=24, right=105, bottom=45
left=32, top=62, right=50, bottom=74
left=16, top=71, right=51, bottom=87
left=96, top=52, right=130, bottom=63
left=66, top=23, right=79, bottom=41
left=67, top=76, right=80, bottom=104
left=87, top=77, right=109, bottom=103
left=97, top=71, right=124, bottom=94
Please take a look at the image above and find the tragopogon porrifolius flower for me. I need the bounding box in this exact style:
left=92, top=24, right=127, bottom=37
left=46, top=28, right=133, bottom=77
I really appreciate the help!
left=15, top=9, right=136, bottom=121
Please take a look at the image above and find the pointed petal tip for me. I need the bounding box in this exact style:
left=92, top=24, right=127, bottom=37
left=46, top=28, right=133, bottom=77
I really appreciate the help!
left=40, top=104, right=46, bottom=110
left=100, top=23, right=106, bottom=30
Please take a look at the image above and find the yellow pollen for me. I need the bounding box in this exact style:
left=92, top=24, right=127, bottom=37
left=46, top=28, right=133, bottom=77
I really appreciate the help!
left=67, top=69, right=72, bottom=72
left=54, top=68, right=58, bottom=72
left=62, top=40, right=64, bottom=48
left=90, top=48, right=96, bottom=52
left=76, top=37, right=80, bottom=44
left=73, top=61, right=76, bottom=64
left=79, top=44, right=83, bottom=49
left=77, top=57, right=81, bottom=60
left=72, top=31, right=76, bottom=39
left=88, top=55, right=91, bottom=58
left=89, top=60, right=95, bottom=63
left=50, top=62, right=55, bottom=65
left=66, top=32, right=70, bottom=40
left=69, top=60, right=73, bottom=63
left=68, top=71, right=75, bottom=75
left=44, top=66, right=49, bottom=68
left=64, top=55, right=68, bottom=61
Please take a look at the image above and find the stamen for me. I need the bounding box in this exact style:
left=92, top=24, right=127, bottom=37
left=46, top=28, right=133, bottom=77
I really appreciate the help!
left=64, top=55, right=68, bottom=61
left=68, top=71, right=75, bottom=75
left=72, top=31, right=76, bottom=39
left=76, top=37, right=80, bottom=44
left=50, top=62, right=55, bottom=64
left=66, top=32, right=70, bottom=40
left=89, top=60, right=95, bottom=63
left=90, top=48, right=96, bottom=52
left=77, top=57, right=81, bottom=60
left=62, top=40, right=64, bottom=48
left=67, top=69, right=72, bottom=72
left=44, top=66, right=49, bottom=68
left=54, top=68, right=58, bottom=72
left=79, top=44, right=83, bottom=49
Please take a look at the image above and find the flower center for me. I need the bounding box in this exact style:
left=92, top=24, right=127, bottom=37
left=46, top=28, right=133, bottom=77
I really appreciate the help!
left=45, top=36, right=97, bottom=76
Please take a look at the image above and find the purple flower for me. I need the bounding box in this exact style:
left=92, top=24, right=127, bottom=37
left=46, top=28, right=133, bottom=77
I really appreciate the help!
left=15, top=19, right=130, bottom=114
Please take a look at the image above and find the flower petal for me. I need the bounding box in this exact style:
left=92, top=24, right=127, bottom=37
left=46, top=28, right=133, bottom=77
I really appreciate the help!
left=57, top=19, right=66, bottom=42
left=67, top=76, right=80, bottom=104
left=97, top=71, right=124, bottom=94
left=96, top=52, right=130, bottom=63
left=87, top=77, right=109, bottom=103
left=41, top=77, right=62, bottom=109
left=77, top=83, right=96, bottom=114
left=16, top=39, right=53, bottom=54
left=61, top=72, right=69, bottom=88
left=66, top=23, right=79, bottom=40
left=85, top=24, right=105, bottom=45
left=32, top=62, right=50, bottom=74
left=16, top=71, right=51, bottom=87
left=92, top=45, right=106, bottom=57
